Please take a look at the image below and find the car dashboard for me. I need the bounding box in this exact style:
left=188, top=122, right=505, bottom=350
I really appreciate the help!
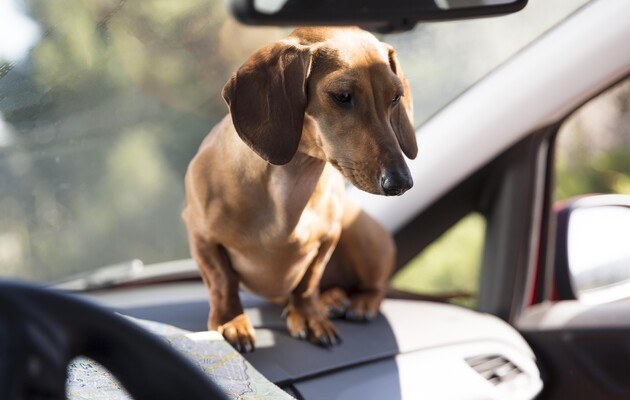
left=84, top=262, right=543, bottom=400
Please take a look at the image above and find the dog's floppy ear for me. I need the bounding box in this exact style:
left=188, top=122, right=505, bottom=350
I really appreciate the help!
left=387, top=48, right=418, bottom=160
left=222, top=41, right=311, bottom=165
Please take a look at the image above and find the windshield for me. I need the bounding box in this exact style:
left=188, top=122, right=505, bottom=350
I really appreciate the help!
left=0, top=0, right=590, bottom=283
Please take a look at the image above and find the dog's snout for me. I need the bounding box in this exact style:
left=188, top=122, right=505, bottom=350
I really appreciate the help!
left=380, top=169, right=413, bottom=196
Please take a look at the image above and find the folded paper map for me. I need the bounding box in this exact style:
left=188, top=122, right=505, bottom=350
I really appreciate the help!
left=66, top=316, right=293, bottom=400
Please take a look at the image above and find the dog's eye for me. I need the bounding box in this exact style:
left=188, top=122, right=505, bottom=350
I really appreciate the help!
left=392, top=94, right=401, bottom=105
left=332, top=93, right=352, bottom=104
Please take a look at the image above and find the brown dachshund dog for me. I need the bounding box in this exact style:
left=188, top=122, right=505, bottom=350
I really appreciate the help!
left=183, top=27, right=417, bottom=351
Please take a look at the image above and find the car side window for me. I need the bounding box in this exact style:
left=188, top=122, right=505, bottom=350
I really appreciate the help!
left=555, top=76, right=630, bottom=303
left=390, top=212, right=485, bottom=308
left=556, top=78, right=630, bottom=201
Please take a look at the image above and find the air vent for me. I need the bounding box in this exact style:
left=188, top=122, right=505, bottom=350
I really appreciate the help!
left=465, top=354, right=524, bottom=386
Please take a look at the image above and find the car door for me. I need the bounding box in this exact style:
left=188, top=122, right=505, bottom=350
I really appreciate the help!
left=518, top=75, right=630, bottom=400
left=386, top=3, right=630, bottom=397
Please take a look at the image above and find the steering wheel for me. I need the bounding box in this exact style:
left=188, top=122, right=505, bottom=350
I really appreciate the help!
left=0, top=281, right=229, bottom=400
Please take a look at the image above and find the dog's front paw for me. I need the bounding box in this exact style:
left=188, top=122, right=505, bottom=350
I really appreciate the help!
left=215, top=313, right=256, bottom=353
left=346, top=289, right=384, bottom=321
left=283, top=303, right=341, bottom=347
left=319, top=287, right=350, bottom=318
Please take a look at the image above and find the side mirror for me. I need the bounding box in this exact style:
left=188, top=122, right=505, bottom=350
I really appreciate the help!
left=555, top=194, right=630, bottom=304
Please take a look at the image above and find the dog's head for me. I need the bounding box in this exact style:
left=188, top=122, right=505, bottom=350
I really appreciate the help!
left=222, top=27, right=417, bottom=196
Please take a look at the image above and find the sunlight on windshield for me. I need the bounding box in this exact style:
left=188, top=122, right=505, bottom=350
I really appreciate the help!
left=383, top=0, right=591, bottom=125
left=0, top=0, right=590, bottom=282
left=0, top=0, right=40, bottom=63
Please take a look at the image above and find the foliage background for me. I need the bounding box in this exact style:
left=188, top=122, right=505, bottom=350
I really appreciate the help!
left=1, top=0, right=627, bottom=301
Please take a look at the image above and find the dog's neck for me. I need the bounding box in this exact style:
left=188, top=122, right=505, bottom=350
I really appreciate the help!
left=296, top=114, right=327, bottom=161
left=268, top=152, right=326, bottom=231
left=268, top=115, right=335, bottom=231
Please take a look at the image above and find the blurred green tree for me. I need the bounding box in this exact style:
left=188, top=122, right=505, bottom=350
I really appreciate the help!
left=0, top=0, right=285, bottom=280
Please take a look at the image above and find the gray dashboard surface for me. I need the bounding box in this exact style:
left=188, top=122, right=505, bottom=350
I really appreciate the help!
left=86, top=281, right=537, bottom=387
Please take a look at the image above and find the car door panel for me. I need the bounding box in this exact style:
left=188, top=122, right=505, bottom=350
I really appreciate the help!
left=519, top=301, right=630, bottom=399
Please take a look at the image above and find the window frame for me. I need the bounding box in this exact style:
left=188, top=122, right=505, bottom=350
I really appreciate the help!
left=393, top=127, right=557, bottom=322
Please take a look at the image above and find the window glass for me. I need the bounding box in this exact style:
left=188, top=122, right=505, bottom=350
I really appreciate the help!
left=390, top=213, right=485, bottom=308
left=555, top=76, right=630, bottom=303
left=556, top=78, right=630, bottom=200
left=383, top=0, right=591, bottom=126
left=0, top=0, right=590, bottom=283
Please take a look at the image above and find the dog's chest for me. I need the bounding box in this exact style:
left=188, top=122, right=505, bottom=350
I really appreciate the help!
left=283, top=164, right=344, bottom=246
left=225, top=166, right=345, bottom=297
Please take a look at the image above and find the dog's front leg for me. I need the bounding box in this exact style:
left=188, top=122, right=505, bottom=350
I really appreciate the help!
left=338, top=209, right=395, bottom=322
left=189, top=234, right=255, bottom=352
left=284, top=236, right=341, bottom=347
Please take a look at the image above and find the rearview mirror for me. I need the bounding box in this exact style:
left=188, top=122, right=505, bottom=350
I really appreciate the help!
left=228, top=0, right=528, bottom=33
left=555, top=195, right=630, bottom=305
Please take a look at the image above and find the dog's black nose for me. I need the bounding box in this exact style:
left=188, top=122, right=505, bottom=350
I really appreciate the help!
left=380, top=169, right=413, bottom=196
